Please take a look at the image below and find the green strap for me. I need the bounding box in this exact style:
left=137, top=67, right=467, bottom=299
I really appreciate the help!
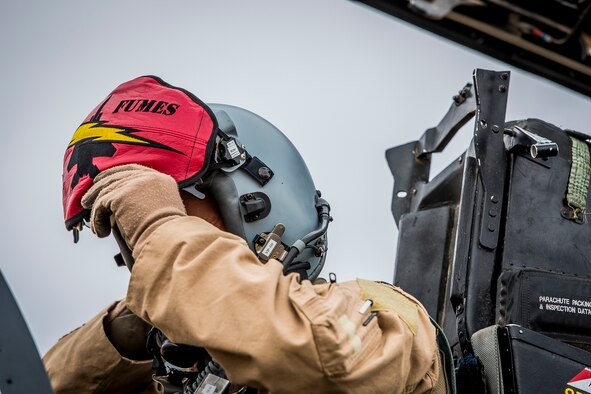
left=566, top=137, right=590, bottom=216
left=430, top=317, right=457, bottom=393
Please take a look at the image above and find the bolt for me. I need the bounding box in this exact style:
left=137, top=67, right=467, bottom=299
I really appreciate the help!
left=480, top=119, right=487, bottom=129
left=489, top=208, right=498, bottom=217
left=488, top=223, right=496, bottom=232
left=501, top=73, right=508, bottom=80
left=491, top=195, right=499, bottom=203
left=492, top=125, right=500, bottom=134
left=247, top=193, right=254, bottom=200
left=258, top=167, right=271, bottom=179
left=240, top=153, right=246, bottom=160
left=498, top=85, right=507, bottom=93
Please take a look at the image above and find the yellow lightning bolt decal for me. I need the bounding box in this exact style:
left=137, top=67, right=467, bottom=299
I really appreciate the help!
left=69, top=122, right=149, bottom=147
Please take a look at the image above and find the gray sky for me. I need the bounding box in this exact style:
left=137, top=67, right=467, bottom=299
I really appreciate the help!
left=1, top=0, right=589, bottom=355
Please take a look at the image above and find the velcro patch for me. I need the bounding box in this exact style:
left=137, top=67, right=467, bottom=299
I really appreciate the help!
left=357, top=279, right=419, bottom=335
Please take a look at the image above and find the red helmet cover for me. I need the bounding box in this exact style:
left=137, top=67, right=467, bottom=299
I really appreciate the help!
left=62, top=76, right=217, bottom=229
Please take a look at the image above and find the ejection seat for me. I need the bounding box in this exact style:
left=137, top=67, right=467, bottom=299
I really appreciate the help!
left=387, top=69, right=591, bottom=393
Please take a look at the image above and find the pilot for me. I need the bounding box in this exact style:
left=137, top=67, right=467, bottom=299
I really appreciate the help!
left=44, top=76, right=452, bottom=393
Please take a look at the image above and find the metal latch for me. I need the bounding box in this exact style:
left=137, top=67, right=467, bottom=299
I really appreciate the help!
left=218, top=137, right=246, bottom=167
left=254, top=224, right=288, bottom=263
left=504, top=125, right=559, bottom=159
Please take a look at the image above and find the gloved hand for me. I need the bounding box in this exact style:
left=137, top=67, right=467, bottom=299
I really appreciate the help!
left=81, top=164, right=187, bottom=255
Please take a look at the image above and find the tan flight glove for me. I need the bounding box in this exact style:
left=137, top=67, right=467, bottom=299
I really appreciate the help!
left=81, top=164, right=187, bottom=256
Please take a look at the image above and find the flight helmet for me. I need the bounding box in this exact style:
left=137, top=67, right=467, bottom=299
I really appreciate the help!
left=62, top=76, right=330, bottom=280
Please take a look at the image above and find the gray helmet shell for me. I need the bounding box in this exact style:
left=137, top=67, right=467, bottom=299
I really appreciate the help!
left=203, top=104, right=327, bottom=280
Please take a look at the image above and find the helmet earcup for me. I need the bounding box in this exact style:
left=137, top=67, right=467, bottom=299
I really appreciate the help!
left=205, top=105, right=328, bottom=280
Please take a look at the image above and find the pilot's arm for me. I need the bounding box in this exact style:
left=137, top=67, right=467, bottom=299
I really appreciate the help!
left=43, top=299, right=158, bottom=394
left=77, top=164, right=447, bottom=393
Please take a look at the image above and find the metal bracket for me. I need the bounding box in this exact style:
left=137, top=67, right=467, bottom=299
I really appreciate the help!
left=473, top=69, right=511, bottom=250
left=387, top=81, right=477, bottom=225
left=386, top=141, right=430, bottom=225
left=418, top=83, right=477, bottom=156
left=504, top=125, right=558, bottom=159
left=254, top=223, right=288, bottom=263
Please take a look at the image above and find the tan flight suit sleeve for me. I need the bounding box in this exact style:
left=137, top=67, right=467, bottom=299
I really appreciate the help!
left=127, top=216, right=448, bottom=393
left=43, top=300, right=159, bottom=394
